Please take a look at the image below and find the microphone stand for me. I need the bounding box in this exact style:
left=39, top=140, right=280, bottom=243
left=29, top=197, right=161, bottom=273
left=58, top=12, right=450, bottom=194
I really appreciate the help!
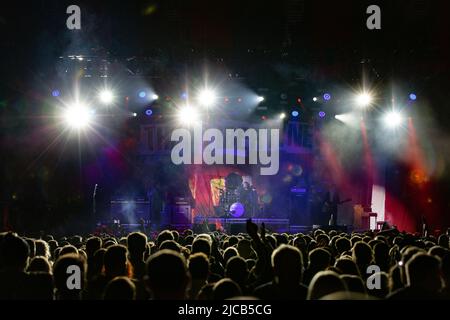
left=93, top=184, right=98, bottom=225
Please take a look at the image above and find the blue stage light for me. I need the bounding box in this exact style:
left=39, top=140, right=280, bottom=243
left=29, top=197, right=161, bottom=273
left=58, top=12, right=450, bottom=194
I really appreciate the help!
left=409, top=93, right=417, bottom=101
left=291, top=110, right=299, bottom=117
left=323, top=93, right=331, bottom=101
left=319, top=111, right=326, bottom=118
left=145, top=109, right=153, bottom=116
left=52, top=90, right=60, bottom=97
left=138, top=91, right=147, bottom=98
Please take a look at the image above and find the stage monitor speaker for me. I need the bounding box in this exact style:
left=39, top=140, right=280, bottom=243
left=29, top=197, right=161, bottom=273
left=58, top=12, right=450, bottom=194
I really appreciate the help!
left=171, top=205, right=191, bottom=225
left=229, top=223, right=247, bottom=235
left=312, top=225, right=348, bottom=233
left=290, top=192, right=309, bottom=225
left=193, top=223, right=216, bottom=233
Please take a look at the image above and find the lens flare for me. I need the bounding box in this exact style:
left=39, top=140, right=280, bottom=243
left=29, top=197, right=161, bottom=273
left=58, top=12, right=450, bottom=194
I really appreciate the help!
left=64, top=103, right=93, bottom=129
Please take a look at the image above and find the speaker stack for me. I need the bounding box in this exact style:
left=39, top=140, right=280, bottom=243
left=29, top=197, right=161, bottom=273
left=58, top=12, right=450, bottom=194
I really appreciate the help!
left=171, top=197, right=191, bottom=225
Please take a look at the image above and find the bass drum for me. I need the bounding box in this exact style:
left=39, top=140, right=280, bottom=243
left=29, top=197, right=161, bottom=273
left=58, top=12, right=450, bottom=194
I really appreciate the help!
left=229, top=202, right=245, bottom=218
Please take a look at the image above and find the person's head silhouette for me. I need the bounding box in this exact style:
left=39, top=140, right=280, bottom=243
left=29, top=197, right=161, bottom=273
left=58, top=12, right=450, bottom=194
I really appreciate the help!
left=86, top=237, right=102, bottom=260
left=192, top=237, right=212, bottom=257
left=34, top=240, right=50, bottom=260
left=159, top=240, right=181, bottom=252
left=53, top=253, right=86, bottom=300
left=307, top=271, right=347, bottom=300
left=27, top=256, right=51, bottom=273
left=127, top=232, right=147, bottom=261
left=103, top=276, right=136, bottom=300
left=438, top=234, right=449, bottom=249
left=271, top=244, right=304, bottom=285
left=213, top=278, right=242, bottom=300
left=145, top=249, right=190, bottom=300
left=308, top=247, right=331, bottom=270
left=352, top=241, right=373, bottom=272
left=335, top=257, right=361, bottom=277
left=156, top=230, right=175, bottom=248
left=225, top=256, right=248, bottom=290
left=223, top=246, right=239, bottom=264
left=104, top=245, right=129, bottom=279
left=405, top=253, right=441, bottom=292
left=335, top=237, right=351, bottom=255
left=0, top=232, right=29, bottom=271
left=188, top=253, right=210, bottom=281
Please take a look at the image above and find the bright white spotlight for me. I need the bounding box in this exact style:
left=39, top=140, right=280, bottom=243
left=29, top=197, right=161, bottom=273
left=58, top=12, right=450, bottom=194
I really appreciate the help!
left=356, top=92, right=373, bottom=107
left=152, top=94, right=159, bottom=100
left=98, top=90, right=114, bottom=104
left=64, top=103, right=93, bottom=129
left=257, top=96, right=265, bottom=102
left=198, top=89, right=217, bottom=107
left=383, top=111, right=403, bottom=128
left=279, top=113, right=286, bottom=119
left=335, top=113, right=355, bottom=123
left=312, top=97, right=318, bottom=102
left=334, top=112, right=360, bottom=127
left=178, top=106, right=200, bottom=125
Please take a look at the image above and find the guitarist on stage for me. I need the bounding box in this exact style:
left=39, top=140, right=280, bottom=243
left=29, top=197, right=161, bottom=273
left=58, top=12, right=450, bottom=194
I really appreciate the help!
left=322, top=183, right=341, bottom=226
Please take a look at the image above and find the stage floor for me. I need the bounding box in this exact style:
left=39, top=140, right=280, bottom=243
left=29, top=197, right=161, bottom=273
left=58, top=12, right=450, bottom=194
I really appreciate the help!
left=192, top=217, right=290, bottom=233
left=193, top=217, right=289, bottom=224
left=98, top=218, right=353, bottom=235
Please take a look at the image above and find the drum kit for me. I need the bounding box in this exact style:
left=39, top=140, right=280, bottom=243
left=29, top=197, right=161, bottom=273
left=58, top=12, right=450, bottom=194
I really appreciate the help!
left=217, top=188, right=245, bottom=218
left=216, top=173, right=257, bottom=218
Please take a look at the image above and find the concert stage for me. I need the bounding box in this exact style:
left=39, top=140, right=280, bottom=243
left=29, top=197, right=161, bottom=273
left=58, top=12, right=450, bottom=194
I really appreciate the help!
left=190, top=218, right=352, bottom=234
left=100, top=218, right=292, bottom=235
left=97, top=218, right=355, bottom=235
left=192, top=217, right=290, bottom=234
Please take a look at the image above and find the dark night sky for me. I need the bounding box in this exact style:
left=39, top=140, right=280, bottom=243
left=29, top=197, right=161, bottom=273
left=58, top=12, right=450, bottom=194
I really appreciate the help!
left=1, top=0, right=449, bottom=130
left=3, top=0, right=449, bottom=119
left=1, top=1, right=449, bottom=64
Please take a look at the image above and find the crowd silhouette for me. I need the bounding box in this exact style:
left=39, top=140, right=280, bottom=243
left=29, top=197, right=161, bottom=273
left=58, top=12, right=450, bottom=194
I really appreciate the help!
left=1, top=220, right=450, bottom=300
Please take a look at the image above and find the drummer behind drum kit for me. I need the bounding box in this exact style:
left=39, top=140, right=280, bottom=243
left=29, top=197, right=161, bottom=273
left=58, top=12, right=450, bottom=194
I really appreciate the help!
left=216, top=173, right=257, bottom=218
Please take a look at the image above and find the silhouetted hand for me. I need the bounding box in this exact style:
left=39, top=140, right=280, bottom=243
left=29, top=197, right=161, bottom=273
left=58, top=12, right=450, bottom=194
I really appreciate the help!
left=246, top=219, right=258, bottom=239
left=211, top=234, right=219, bottom=251
left=261, top=222, right=266, bottom=239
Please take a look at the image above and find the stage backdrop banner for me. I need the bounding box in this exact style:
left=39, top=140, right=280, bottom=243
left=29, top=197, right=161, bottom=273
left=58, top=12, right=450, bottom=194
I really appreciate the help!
left=210, top=178, right=225, bottom=207
left=188, top=165, right=248, bottom=218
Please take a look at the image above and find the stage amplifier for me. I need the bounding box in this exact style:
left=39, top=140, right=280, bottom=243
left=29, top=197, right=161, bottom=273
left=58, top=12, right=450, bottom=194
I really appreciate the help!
left=171, top=205, right=191, bottom=225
